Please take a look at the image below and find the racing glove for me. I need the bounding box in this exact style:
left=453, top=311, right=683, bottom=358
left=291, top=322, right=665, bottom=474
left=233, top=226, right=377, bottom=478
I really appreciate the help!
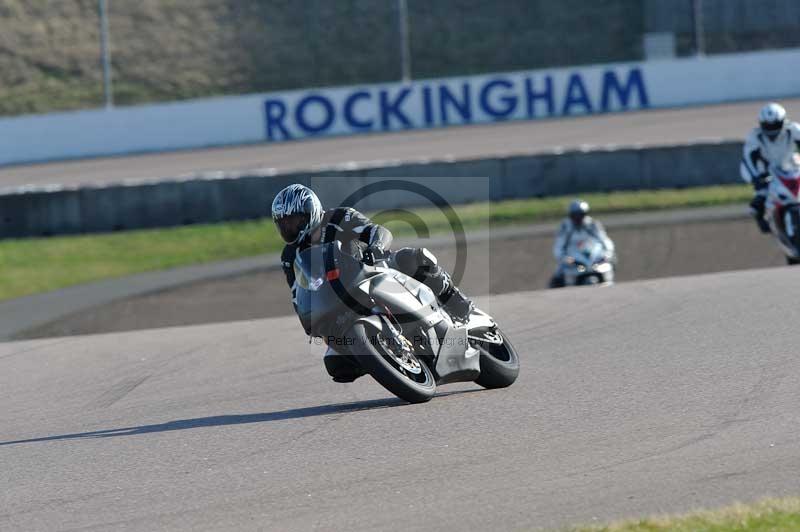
left=753, top=172, right=771, bottom=191
left=362, top=245, right=387, bottom=266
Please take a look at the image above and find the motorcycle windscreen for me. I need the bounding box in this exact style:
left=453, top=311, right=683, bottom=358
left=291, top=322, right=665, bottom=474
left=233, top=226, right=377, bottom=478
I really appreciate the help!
left=294, top=244, right=330, bottom=292
left=294, top=242, right=368, bottom=335
left=565, top=236, right=605, bottom=265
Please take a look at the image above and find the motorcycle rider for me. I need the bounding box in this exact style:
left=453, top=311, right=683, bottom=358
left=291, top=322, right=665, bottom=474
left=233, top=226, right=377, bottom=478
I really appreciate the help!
left=272, top=183, right=474, bottom=382
left=549, top=199, right=615, bottom=288
left=740, top=102, right=800, bottom=233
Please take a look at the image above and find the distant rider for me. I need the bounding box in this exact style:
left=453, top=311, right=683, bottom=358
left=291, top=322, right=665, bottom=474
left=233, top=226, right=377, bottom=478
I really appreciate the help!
left=740, top=102, right=800, bottom=233
left=549, top=199, right=615, bottom=288
left=272, top=184, right=474, bottom=382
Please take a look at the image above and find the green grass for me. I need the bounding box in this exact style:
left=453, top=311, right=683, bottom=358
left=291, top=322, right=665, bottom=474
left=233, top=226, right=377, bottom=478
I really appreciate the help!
left=0, top=2, right=784, bottom=117
left=570, top=497, right=800, bottom=531
left=375, top=184, right=751, bottom=235
left=0, top=185, right=751, bottom=302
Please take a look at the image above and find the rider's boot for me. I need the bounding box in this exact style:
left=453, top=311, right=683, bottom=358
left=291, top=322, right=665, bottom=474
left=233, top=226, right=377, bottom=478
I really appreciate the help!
left=323, top=347, right=366, bottom=383
left=548, top=273, right=566, bottom=289
left=439, top=281, right=475, bottom=322
left=749, top=193, right=771, bottom=234
left=413, top=249, right=474, bottom=322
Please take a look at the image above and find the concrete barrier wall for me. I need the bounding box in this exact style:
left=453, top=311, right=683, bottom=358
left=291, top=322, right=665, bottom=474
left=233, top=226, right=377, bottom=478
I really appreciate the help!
left=3, top=47, right=799, bottom=166
left=0, top=141, right=744, bottom=239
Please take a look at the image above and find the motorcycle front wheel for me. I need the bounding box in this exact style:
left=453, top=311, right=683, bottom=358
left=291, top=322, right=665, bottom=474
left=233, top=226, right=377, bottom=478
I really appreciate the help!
left=347, top=322, right=436, bottom=404
left=471, top=329, right=520, bottom=389
left=577, top=274, right=600, bottom=285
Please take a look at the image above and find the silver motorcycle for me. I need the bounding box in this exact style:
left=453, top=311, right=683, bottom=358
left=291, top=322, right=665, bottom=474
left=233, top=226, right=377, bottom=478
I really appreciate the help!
left=293, top=242, right=520, bottom=403
left=557, top=236, right=615, bottom=286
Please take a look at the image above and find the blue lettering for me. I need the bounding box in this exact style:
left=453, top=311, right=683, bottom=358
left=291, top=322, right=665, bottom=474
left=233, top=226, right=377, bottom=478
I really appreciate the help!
left=343, top=90, right=374, bottom=131
left=600, top=68, right=650, bottom=112
left=422, top=85, right=435, bottom=126
left=524, top=76, right=554, bottom=118
left=561, top=73, right=593, bottom=116
left=479, top=78, right=518, bottom=120
left=295, top=94, right=335, bottom=135
left=380, top=88, right=413, bottom=129
left=439, top=84, right=472, bottom=125
left=264, top=99, right=291, bottom=141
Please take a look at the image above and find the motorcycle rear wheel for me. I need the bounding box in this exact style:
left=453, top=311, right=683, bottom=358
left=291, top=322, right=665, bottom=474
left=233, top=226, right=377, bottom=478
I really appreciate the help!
left=787, top=208, right=800, bottom=261
left=347, top=322, right=436, bottom=404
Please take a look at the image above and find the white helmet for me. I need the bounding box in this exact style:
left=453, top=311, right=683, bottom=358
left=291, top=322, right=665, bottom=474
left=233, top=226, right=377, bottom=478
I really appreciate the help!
left=759, top=102, right=786, bottom=139
left=271, top=184, right=323, bottom=244
left=568, top=199, right=589, bottom=225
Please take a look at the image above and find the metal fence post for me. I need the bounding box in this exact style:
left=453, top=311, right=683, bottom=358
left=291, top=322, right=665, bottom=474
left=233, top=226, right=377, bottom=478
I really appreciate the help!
left=398, top=0, right=412, bottom=82
left=690, top=0, right=705, bottom=56
left=99, top=0, right=114, bottom=108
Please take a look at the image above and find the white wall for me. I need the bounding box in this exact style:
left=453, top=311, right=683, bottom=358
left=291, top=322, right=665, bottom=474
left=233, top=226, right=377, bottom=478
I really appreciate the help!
left=2, top=48, right=799, bottom=166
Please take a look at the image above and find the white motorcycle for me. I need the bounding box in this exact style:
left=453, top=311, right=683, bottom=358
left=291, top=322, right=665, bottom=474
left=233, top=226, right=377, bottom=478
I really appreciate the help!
left=557, top=236, right=615, bottom=286
left=764, top=161, right=800, bottom=265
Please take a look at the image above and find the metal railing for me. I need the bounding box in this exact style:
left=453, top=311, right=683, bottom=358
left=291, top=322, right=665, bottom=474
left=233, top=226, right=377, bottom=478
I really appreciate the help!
left=11, top=0, right=800, bottom=116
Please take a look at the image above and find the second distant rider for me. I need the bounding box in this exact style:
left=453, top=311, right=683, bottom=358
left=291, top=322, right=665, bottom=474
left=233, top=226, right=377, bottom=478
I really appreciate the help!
left=549, top=200, right=616, bottom=288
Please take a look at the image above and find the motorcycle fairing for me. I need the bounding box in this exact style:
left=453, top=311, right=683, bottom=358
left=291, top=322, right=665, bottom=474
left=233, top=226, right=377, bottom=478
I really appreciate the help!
left=558, top=234, right=614, bottom=286
left=776, top=205, right=800, bottom=258
left=466, top=309, right=503, bottom=345
left=358, top=271, right=443, bottom=328
left=351, top=313, right=480, bottom=385
left=779, top=176, right=800, bottom=198
left=297, top=240, right=485, bottom=386
left=433, top=322, right=480, bottom=385
left=767, top=175, right=800, bottom=258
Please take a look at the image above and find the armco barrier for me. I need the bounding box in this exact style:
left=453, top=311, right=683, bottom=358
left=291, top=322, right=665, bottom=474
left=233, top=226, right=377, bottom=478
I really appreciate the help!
left=0, top=141, right=743, bottom=239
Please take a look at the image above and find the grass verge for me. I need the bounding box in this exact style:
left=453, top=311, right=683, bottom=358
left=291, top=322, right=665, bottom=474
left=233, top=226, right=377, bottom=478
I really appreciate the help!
left=570, top=497, right=800, bottom=531
left=0, top=184, right=750, bottom=302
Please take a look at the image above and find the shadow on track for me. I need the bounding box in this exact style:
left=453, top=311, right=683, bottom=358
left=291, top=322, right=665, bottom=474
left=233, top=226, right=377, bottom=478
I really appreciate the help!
left=0, top=389, right=482, bottom=446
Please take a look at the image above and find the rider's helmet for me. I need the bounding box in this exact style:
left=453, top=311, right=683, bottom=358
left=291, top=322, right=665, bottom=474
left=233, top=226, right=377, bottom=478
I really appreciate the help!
left=271, top=184, right=323, bottom=244
left=759, top=102, right=786, bottom=141
left=568, top=199, right=589, bottom=226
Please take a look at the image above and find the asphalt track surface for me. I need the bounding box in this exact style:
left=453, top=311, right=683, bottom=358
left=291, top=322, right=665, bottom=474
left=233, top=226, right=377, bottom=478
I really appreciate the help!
left=20, top=212, right=785, bottom=339
left=2, top=266, right=800, bottom=531
left=3, top=98, right=800, bottom=188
